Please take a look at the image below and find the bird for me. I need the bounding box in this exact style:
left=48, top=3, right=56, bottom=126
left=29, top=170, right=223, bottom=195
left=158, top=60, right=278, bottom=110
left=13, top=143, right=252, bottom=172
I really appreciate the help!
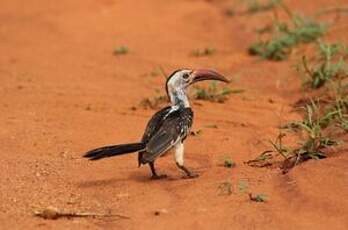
left=83, top=68, right=229, bottom=179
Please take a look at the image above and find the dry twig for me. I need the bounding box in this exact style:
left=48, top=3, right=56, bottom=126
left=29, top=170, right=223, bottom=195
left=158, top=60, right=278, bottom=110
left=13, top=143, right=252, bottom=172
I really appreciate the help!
left=33, top=207, right=130, bottom=220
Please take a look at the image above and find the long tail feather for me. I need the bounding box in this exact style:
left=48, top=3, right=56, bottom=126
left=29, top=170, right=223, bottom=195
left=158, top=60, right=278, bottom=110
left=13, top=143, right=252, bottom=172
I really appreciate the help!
left=83, top=142, right=145, bottom=161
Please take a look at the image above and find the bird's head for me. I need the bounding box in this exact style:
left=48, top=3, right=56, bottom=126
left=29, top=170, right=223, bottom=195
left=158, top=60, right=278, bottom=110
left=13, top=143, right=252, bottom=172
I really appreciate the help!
left=165, top=68, right=229, bottom=96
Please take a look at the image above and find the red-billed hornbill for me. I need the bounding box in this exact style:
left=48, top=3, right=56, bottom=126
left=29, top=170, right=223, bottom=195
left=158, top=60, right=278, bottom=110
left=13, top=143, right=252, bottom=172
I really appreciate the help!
left=83, top=69, right=229, bottom=179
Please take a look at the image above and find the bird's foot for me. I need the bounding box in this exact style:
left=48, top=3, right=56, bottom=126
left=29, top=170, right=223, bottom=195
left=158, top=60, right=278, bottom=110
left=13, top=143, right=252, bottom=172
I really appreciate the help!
left=151, top=174, right=168, bottom=180
left=183, top=172, right=199, bottom=179
left=176, top=164, right=199, bottom=179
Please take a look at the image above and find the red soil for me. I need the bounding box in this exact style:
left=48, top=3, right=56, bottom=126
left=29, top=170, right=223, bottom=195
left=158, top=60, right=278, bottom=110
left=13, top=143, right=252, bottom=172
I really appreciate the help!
left=0, top=0, right=347, bottom=229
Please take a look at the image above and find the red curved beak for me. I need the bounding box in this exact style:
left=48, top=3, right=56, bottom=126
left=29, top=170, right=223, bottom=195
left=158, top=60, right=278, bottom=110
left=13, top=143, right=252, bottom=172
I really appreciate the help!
left=191, top=69, right=229, bottom=84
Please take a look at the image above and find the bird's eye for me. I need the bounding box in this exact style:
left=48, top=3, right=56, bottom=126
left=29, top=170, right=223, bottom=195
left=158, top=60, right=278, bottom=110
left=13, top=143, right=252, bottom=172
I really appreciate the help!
left=183, top=73, right=190, bottom=79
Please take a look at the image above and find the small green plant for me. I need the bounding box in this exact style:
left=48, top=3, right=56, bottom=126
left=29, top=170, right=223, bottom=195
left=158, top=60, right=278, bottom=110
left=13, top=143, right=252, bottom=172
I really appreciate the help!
left=249, top=14, right=327, bottom=61
left=194, top=81, right=235, bottom=103
left=286, top=43, right=347, bottom=170
left=289, top=101, right=338, bottom=159
left=226, top=0, right=282, bottom=16
left=330, top=80, right=348, bottom=130
left=245, top=0, right=282, bottom=14
left=113, top=46, right=129, bottom=55
left=250, top=100, right=340, bottom=172
left=218, top=180, right=233, bottom=195
left=249, top=193, right=268, bottom=202
left=148, top=66, right=167, bottom=78
left=139, top=94, right=167, bottom=110
left=298, top=41, right=348, bottom=89
left=238, top=180, right=248, bottom=193
left=223, top=156, right=236, bottom=168
left=268, top=132, right=290, bottom=159
left=245, top=151, right=273, bottom=167
left=191, top=47, right=216, bottom=57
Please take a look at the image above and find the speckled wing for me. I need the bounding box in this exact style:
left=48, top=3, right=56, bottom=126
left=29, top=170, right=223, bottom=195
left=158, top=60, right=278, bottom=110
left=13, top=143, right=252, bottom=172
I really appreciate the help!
left=141, top=106, right=172, bottom=144
left=140, top=108, right=193, bottom=164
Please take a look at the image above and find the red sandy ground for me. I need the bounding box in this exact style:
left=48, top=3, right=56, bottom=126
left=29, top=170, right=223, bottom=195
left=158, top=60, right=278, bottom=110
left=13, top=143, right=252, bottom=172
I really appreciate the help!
left=0, top=0, right=347, bottom=229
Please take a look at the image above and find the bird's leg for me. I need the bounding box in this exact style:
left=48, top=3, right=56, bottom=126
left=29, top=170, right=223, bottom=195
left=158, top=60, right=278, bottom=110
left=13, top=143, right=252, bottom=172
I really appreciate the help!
left=174, top=142, right=199, bottom=178
left=149, top=162, right=167, bottom=180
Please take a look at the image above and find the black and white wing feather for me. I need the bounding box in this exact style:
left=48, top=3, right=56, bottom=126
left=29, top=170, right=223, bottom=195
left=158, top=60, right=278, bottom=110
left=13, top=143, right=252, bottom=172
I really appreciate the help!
left=141, top=106, right=172, bottom=144
left=139, top=107, right=193, bottom=164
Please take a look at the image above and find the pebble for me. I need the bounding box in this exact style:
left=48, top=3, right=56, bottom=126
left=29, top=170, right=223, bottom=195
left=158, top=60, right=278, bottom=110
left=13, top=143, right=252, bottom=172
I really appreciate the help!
left=154, top=209, right=168, bottom=216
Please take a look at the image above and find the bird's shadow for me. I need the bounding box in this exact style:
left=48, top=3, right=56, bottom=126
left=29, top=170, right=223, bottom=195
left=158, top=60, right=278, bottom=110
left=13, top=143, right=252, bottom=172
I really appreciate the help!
left=76, top=170, right=202, bottom=188
left=77, top=172, right=160, bottom=188
left=77, top=163, right=207, bottom=188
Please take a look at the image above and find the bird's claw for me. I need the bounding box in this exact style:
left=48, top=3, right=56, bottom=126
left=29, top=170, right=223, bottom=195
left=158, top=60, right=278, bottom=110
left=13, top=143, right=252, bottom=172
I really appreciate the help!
left=151, top=174, right=168, bottom=180
left=183, top=172, right=199, bottom=179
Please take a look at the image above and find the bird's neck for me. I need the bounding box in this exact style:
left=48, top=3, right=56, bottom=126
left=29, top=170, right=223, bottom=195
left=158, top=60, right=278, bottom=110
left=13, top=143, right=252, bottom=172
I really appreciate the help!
left=169, top=88, right=190, bottom=108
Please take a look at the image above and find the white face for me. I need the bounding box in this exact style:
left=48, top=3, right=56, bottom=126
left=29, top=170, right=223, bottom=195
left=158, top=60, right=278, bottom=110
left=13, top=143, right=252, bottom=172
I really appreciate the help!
left=165, top=68, right=228, bottom=107
left=167, top=69, right=193, bottom=93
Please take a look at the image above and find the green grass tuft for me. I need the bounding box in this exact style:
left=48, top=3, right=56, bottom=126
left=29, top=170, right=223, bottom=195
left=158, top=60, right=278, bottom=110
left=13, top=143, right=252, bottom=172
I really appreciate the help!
left=249, top=15, right=327, bottom=61
left=113, top=46, right=129, bottom=55
left=218, top=180, right=233, bottom=195
left=191, top=47, right=216, bottom=57
left=226, top=0, right=282, bottom=16
left=139, top=95, right=167, bottom=110
left=249, top=193, right=268, bottom=202
left=238, top=180, right=249, bottom=193
left=194, top=81, right=238, bottom=103
left=245, top=0, right=282, bottom=14
left=223, top=156, right=236, bottom=168
left=289, top=101, right=338, bottom=159
left=298, top=41, right=348, bottom=89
